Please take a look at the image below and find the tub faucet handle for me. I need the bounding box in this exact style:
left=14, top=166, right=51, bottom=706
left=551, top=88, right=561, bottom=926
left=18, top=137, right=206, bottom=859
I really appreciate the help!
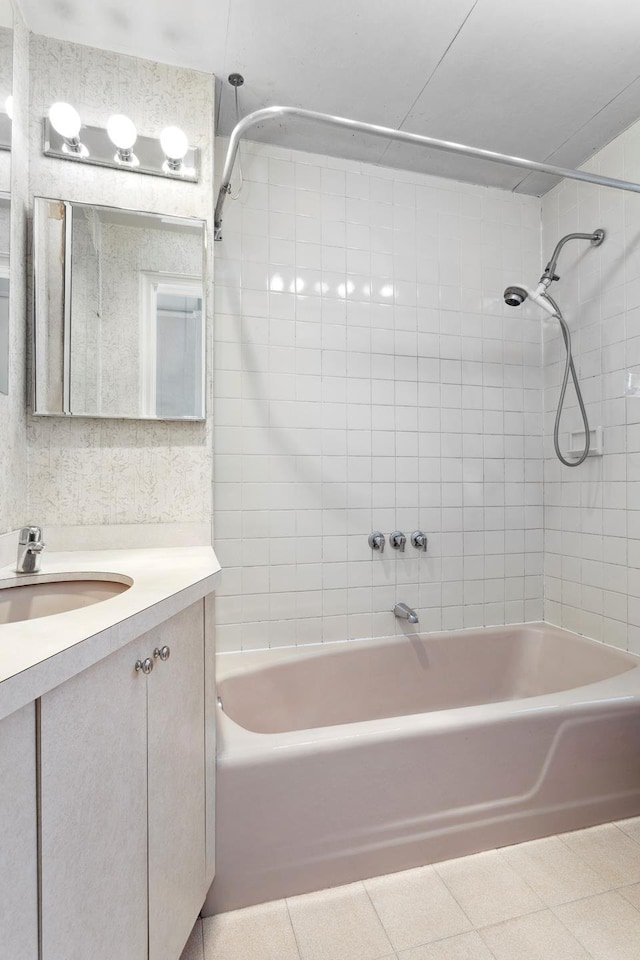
left=411, top=530, right=428, bottom=552
left=390, top=531, right=406, bottom=552
left=368, top=531, right=385, bottom=554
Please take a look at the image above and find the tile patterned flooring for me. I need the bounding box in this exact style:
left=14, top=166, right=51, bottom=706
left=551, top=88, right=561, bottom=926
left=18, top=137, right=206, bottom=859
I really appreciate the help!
left=180, top=818, right=640, bottom=960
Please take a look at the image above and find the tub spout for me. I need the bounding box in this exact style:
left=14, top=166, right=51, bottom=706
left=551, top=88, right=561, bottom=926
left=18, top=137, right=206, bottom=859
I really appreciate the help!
left=394, top=602, right=418, bottom=624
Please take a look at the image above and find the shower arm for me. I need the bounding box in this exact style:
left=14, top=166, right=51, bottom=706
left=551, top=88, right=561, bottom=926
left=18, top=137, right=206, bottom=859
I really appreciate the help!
left=214, top=105, right=640, bottom=239
left=540, top=230, right=604, bottom=283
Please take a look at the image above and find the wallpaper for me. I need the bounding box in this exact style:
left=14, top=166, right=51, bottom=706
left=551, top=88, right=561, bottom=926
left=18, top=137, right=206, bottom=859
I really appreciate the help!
left=0, top=7, right=28, bottom=536
left=24, top=35, right=214, bottom=528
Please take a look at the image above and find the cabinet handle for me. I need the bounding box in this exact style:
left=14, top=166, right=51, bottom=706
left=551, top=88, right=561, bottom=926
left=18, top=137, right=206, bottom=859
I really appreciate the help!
left=153, top=645, right=171, bottom=662
left=135, top=657, right=154, bottom=675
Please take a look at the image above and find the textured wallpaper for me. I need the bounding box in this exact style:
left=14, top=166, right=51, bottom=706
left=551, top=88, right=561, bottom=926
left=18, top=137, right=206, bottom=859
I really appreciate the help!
left=0, top=8, right=28, bottom=536
left=25, top=35, right=214, bottom=528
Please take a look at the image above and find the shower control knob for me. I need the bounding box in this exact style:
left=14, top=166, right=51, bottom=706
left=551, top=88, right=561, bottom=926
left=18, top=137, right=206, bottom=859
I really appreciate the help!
left=390, top=531, right=406, bottom=553
left=411, top=531, right=428, bottom=552
left=368, top=531, right=385, bottom=554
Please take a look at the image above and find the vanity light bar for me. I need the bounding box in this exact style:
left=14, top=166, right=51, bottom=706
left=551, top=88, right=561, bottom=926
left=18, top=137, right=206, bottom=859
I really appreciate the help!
left=43, top=114, right=200, bottom=183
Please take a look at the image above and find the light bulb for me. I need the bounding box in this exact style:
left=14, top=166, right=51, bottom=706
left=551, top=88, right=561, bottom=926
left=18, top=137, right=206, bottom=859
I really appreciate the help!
left=107, top=114, right=137, bottom=150
left=48, top=101, right=82, bottom=140
left=160, top=125, right=189, bottom=162
left=4, top=94, right=12, bottom=120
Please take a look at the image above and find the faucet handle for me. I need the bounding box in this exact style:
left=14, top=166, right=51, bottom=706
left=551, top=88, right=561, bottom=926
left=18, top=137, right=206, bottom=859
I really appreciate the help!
left=19, top=525, right=44, bottom=545
left=16, top=525, right=45, bottom=573
left=411, top=530, right=428, bottom=552
left=368, top=531, right=385, bottom=554
left=390, top=531, right=406, bottom=552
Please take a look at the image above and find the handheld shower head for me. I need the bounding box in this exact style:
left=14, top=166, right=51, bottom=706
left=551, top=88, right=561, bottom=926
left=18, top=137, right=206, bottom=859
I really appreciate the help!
left=504, top=283, right=558, bottom=317
left=503, top=227, right=604, bottom=469
left=504, top=285, right=528, bottom=307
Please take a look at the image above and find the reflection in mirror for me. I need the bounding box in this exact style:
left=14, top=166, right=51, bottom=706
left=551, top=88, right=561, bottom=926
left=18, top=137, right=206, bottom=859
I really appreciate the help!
left=33, top=199, right=206, bottom=420
left=0, top=0, right=12, bottom=397
left=0, top=195, right=8, bottom=394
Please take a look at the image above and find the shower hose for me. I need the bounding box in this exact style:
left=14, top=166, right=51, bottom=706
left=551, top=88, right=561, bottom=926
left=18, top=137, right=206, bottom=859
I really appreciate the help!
left=543, top=292, right=590, bottom=467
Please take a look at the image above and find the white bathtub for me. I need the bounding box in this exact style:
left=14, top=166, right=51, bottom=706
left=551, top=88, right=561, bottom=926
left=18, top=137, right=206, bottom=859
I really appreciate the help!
left=203, top=623, right=640, bottom=914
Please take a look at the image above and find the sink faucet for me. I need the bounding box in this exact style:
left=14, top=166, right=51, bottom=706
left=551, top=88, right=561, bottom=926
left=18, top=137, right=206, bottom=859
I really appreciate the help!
left=394, top=602, right=419, bottom=624
left=16, top=525, right=46, bottom=573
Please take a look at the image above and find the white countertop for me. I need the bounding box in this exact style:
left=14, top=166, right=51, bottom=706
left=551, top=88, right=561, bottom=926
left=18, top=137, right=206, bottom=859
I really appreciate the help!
left=0, top=546, right=221, bottom=722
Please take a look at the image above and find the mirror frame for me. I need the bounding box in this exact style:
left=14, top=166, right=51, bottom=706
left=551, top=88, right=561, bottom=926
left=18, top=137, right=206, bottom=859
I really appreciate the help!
left=32, top=197, right=208, bottom=421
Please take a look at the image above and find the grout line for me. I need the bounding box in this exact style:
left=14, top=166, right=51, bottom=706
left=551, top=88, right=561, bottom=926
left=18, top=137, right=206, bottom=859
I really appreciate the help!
left=549, top=900, right=605, bottom=960
left=284, top=897, right=304, bottom=960
left=360, top=880, right=399, bottom=956
left=557, top=821, right=640, bottom=883
left=612, top=818, right=640, bottom=847
left=499, top=829, right=617, bottom=905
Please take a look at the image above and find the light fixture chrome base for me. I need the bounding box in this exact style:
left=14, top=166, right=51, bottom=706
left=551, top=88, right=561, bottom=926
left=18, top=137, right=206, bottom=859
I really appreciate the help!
left=591, top=228, right=605, bottom=246
left=43, top=118, right=200, bottom=183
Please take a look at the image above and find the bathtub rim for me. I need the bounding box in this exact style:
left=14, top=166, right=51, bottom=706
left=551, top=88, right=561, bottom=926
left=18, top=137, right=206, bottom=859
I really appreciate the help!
left=216, top=621, right=640, bottom=759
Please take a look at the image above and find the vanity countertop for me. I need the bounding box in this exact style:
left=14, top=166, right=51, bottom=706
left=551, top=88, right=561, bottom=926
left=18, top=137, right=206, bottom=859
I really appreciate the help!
left=0, top=546, right=221, bottom=721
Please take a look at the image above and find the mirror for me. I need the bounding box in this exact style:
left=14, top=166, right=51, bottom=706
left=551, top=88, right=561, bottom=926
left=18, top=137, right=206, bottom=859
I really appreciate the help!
left=33, top=199, right=206, bottom=420
left=0, top=0, right=13, bottom=396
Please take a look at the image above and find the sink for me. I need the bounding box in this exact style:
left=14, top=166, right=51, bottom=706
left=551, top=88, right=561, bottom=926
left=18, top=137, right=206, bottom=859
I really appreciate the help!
left=0, top=574, right=133, bottom=625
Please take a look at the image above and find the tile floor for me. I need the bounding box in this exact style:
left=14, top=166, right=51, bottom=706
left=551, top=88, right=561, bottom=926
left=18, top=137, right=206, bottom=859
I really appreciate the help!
left=180, top=818, right=640, bottom=960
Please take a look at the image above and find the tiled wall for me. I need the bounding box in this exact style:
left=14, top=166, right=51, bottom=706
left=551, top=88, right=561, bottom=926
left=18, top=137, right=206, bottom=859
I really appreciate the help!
left=542, top=118, right=640, bottom=652
left=23, top=36, right=214, bottom=530
left=213, top=139, right=544, bottom=652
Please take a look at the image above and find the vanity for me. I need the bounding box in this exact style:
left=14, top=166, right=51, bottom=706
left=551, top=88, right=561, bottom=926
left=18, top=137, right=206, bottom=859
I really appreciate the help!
left=0, top=8, right=218, bottom=954
left=0, top=541, right=220, bottom=960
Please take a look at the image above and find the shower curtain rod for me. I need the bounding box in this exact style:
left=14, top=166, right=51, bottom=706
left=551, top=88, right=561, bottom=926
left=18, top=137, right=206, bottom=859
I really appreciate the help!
left=214, top=105, right=640, bottom=239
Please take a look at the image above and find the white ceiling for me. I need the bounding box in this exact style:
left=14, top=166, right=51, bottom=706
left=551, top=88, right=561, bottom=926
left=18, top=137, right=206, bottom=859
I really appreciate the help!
left=19, top=0, right=640, bottom=194
left=0, top=0, right=12, bottom=29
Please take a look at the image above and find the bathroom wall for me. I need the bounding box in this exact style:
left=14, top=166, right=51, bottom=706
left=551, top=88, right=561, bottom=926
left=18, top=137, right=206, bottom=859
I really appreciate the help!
left=24, top=36, right=214, bottom=535
left=0, top=26, right=12, bottom=193
left=542, top=118, right=640, bottom=652
left=213, top=139, right=544, bottom=651
left=0, top=6, right=29, bottom=536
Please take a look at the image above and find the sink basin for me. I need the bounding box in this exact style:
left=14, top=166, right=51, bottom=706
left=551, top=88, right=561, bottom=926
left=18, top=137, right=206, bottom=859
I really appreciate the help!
left=0, top=574, right=133, bottom=625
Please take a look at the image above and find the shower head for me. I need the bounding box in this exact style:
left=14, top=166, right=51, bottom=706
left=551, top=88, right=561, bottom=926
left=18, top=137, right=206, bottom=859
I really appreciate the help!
left=503, top=283, right=558, bottom=317
left=503, top=285, right=528, bottom=307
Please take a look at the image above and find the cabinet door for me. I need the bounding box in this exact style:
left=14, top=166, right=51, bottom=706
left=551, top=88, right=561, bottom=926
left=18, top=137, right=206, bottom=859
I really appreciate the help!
left=39, top=637, right=149, bottom=960
left=147, top=602, right=206, bottom=960
left=0, top=703, right=38, bottom=960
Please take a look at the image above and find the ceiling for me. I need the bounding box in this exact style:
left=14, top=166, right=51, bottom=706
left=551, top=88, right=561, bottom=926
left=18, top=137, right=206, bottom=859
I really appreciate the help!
left=19, top=0, right=640, bottom=195
left=0, top=0, right=12, bottom=29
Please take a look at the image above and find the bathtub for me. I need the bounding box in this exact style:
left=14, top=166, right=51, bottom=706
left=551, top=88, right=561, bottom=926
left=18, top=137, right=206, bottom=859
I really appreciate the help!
left=203, top=623, right=640, bottom=914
